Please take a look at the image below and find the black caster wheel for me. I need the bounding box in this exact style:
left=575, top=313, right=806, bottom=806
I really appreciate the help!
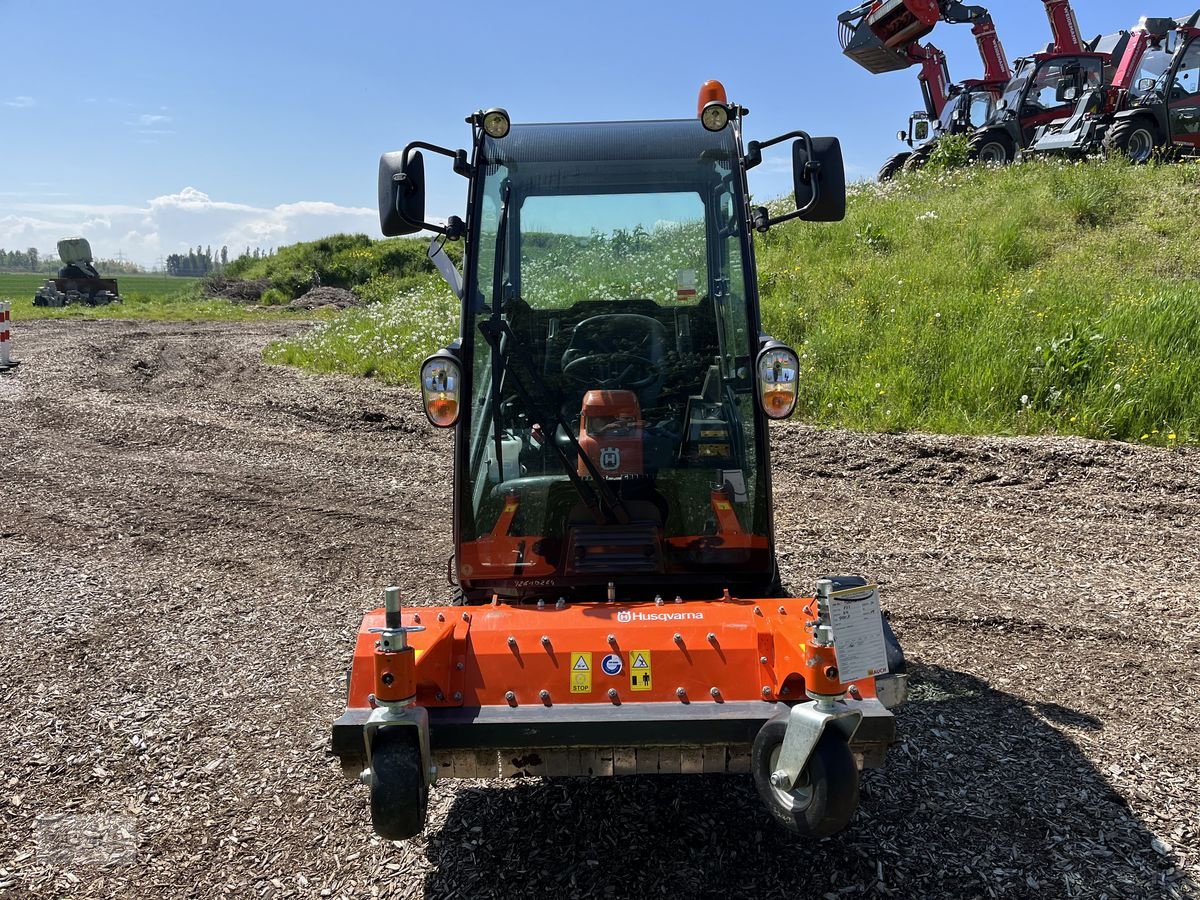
left=751, top=716, right=860, bottom=838
left=369, top=727, right=428, bottom=840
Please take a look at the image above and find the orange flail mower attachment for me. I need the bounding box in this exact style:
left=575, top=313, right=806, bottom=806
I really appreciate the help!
left=346, top=595, right=883, bottom=711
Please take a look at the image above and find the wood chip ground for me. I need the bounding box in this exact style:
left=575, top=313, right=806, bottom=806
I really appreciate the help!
left=0, top=320, right=1196, bottom=899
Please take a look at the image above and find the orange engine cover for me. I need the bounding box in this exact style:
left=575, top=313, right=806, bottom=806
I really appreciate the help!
left=577, top=390, right=643, bottom=478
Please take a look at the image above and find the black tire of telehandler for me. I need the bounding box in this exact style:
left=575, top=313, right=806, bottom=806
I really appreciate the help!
left=968, top=131, right=1015, bottom=165
left=369, top=727, right=428, bottom=841
left=877, top=152, right=911, bottom=182
left=752, top=717, right=860, bottom=839
left=902, top=140, right=937, bottom=172
left=1103, top=117, right=1161, bottom=165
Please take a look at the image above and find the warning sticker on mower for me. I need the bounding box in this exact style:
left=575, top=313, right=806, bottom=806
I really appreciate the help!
left=629, top=650, right=652, bottom=691
left=828, top=586, right=890, bottom=683
left=570, top=652, right=592, bottom=694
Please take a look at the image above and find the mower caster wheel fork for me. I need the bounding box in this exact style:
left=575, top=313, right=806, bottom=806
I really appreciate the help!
left=368, top=727, right=429, bottom=841
left=751, top=715, right=860, bottom=838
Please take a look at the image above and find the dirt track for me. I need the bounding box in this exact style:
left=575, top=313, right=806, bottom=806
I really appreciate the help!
left=1, top=319, right=1197, bottom=899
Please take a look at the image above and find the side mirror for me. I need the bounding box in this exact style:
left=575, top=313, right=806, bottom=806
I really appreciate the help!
left=793, top=136, right=846, bottom=223
left=996, top=98, right=1009, bottom=112
left=1055, top=79, right=1078, bottom=103
left=378, top=149, right=426, bottom=237
left=1138, top=77, right=1158, bottom=92
left=914, top=120, right=931, bottom=141
left=897, top=129, right=909, bottom=142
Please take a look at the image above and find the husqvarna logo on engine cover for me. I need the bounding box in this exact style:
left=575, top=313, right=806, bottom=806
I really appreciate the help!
left=600, top=447, right=621, bottom=470
left=616, top=609, right=703, bottom=622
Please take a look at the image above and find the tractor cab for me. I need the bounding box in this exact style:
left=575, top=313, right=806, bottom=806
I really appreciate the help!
left=334, top=83, right=906, bottom=845
left=411, top=114, right=832, bottom=603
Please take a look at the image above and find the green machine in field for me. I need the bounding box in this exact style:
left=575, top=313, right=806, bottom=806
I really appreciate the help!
left=33, top=238, right=122, bottom=307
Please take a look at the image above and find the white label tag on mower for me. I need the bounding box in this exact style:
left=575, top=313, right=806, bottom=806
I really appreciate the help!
left=828, top=586, right=889, bottom=684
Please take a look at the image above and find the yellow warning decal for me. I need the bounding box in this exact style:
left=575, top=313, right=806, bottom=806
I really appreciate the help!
left=630, top=650, right=652, bottom=692
left=570, top=652, right=592, bottom=694
left=715, top=500, right=732, bottom=511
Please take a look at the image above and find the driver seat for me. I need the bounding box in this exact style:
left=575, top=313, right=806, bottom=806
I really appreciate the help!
left=560, top=314, right=668, bottom=412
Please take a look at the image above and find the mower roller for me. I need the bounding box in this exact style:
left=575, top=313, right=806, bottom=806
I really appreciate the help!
left=331, top=82, right=909, bottom=841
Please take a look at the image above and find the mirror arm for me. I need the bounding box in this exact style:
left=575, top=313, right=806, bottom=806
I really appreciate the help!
left=749, top=131, right=825, bottom=232
left=743, top=130, right=809, bottom=171
left=752, top=205, right=810, bottom=233
left=394, top=140, right=471, bottom=236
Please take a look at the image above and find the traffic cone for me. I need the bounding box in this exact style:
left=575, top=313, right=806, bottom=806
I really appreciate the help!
left=0, top=301, right=19, bottom=371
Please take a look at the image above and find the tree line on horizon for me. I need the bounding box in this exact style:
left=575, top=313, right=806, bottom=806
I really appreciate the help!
left=0, top=244, right=281, bottom=277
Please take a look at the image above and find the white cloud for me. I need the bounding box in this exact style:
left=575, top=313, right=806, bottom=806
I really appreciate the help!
left=1, top=187, right=376, bottom=267
left=136, top=113, right=172, bottom=126
left=4, top=96, right=35, bottom=108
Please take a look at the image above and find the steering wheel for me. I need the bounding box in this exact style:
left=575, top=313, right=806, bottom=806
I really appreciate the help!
left=563, top=353, right=659, bottom=391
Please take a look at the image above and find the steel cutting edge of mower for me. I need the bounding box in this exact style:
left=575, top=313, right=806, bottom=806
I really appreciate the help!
left=331, top=82, right=908, bottom=841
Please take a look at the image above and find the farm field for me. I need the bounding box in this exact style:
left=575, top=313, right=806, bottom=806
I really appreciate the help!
left=0, top=273, right=278, bottom=322
left=0, top=319, right=1195, bottom=899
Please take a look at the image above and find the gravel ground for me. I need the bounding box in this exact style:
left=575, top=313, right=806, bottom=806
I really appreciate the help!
left=0, top=319, right=1197, bottom=900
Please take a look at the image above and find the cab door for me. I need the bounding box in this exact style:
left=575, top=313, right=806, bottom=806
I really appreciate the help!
left=1168, top=37, right=1200, bottom=149
left=1019, top=57, right=1103, bottom=145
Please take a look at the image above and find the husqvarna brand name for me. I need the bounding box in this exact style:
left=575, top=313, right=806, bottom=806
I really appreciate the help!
left=616, top=609, right=704, bottom=623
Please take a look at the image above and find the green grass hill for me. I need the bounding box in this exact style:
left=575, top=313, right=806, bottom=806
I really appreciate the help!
left=267, top=159, right=1200, bottom=447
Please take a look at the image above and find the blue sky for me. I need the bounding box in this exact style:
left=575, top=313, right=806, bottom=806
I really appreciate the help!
left=1, top=0, right=1141, bottom=266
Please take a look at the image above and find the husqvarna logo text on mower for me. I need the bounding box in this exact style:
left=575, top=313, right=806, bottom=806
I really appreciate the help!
left=600, top=447, right=621, bottom=470
left=617, top=609, right=704, bottom=622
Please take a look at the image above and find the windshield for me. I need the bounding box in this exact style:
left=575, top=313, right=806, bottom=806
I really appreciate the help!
left=940, top=91, right=994, bottom=130
left=459, top=120, right=770, bottom=597
left=938, top=94, right=962, bottom=130
left=998, top=61, right=1032, bottom=113
left=1132, top=45, right=1175, bottom=100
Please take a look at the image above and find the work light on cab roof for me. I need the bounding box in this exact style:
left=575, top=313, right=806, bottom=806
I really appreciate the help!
left=697, top=79, right=732, bottom=131
left=347, top=81, right=906, bottom=845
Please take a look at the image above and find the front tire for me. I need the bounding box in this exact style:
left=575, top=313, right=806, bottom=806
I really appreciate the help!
left=752, top=716, right=860, bottom=838
left=902, top=140, right=937, bottom=172
left=968, top=131, right=1015, bottom=165
left=1104, top=118, right=1160, bottom=164
left=369, top=727, right=428, bottom=841
left=877, top=152, right=911, bottom=182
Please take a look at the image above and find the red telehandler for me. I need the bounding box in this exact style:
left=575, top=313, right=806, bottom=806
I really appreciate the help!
left=1028, top=15, right=1182, bottom=159
left=1101, top=12, right=1200, bottom=162
left=967, top=1, right=1130, bottom=163
left=838, top=1, right=1011, bottom=180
